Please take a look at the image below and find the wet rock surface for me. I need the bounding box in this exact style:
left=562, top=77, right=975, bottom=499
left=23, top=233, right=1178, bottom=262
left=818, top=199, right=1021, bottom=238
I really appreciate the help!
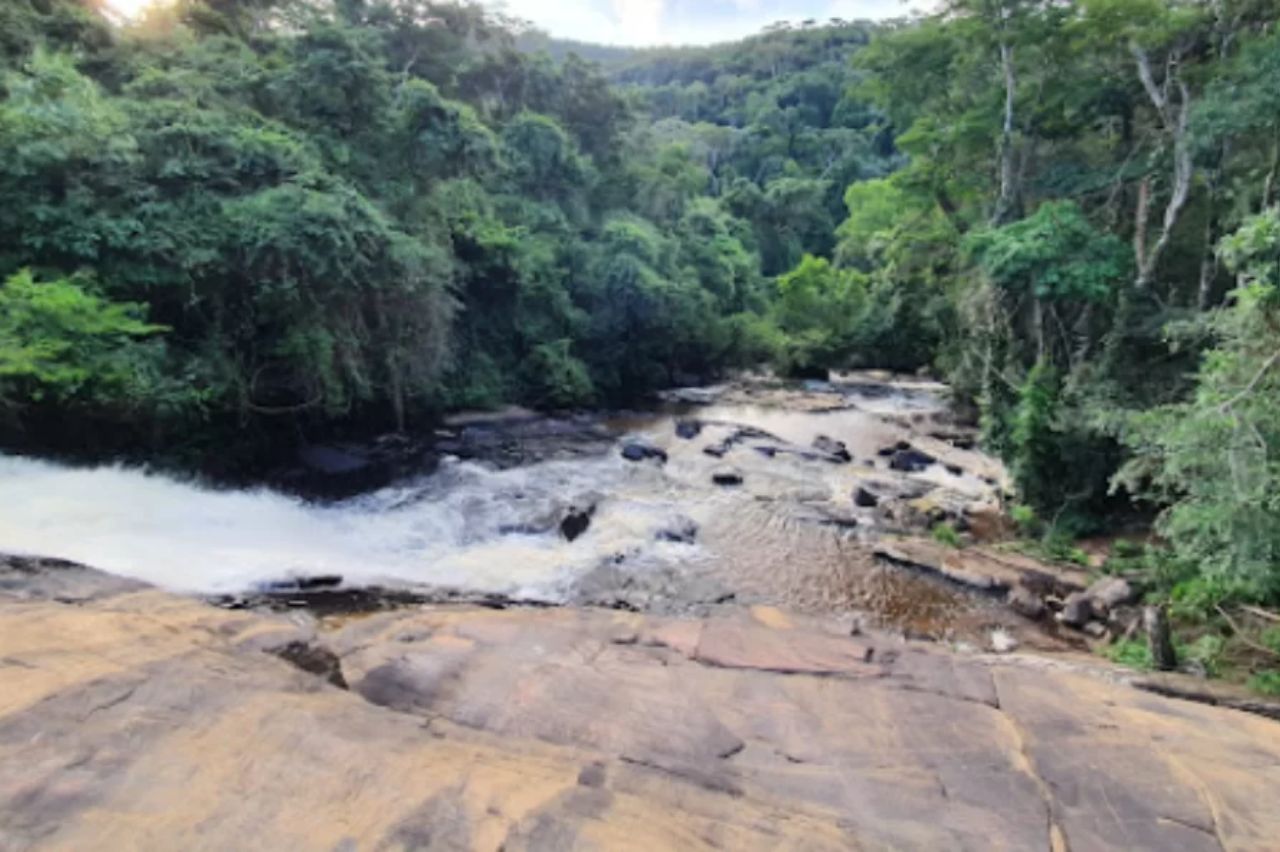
left=3, top=562, right=1280, bottom=850
left=435, top=413, right=618, bottom=470
left=620, top=438, right=668, bottom=464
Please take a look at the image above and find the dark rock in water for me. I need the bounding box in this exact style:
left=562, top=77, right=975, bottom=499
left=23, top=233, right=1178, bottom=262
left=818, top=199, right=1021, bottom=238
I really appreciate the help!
left=863, top=478, right=936, bottom=503
left=703, top=441, right=731, bottom=458
left=262, top=575, right=344, bottom=593
left=812, top=435, right=852, bottom=463
left=675, top=419, right=702, bottom=440
left=1058, top=592, right=1095, bottom=628
left=656, top=517, right=698, bottom=544
left=289, top=445, right=397, bottom=499
left=297, top=575, right=343, bottom=591
left=735, top=426, right=783, bottom=442
left=854, top=487, right=880, bottom=508
left=298, top=445, right=369, bottom=475
left=712, top=468, right=743, bottom=487
left=889, top=447, right=937, bottom=473
left=1007, top=586, right=1047, bottom=621
left=877, top=441, right=912, bottom=458
left=621, top=439, right=667, bottom=464
left=560, top=508, right=594, bottom=542
left=945, top=464, right=964, bottom=476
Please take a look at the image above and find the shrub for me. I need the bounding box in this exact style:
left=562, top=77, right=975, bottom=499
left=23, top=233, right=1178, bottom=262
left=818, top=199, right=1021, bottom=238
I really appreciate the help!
left=931, top=522, right=962, bottom=549
left=1247, top=670, right=1280, bottom=696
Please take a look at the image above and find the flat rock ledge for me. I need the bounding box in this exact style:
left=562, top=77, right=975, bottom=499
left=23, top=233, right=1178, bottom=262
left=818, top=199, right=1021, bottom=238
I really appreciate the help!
left=3, top=561, right=1280, bottom=850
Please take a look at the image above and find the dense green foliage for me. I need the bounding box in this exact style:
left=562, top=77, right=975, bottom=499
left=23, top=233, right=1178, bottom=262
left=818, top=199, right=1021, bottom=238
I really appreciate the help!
left=0, top=268, right=167, bottom=408
left=838, top=0, right=1280, bottom=612
left=9, top=0, right=1280, bottom=640
left=0, top=2, right=898, bottom=468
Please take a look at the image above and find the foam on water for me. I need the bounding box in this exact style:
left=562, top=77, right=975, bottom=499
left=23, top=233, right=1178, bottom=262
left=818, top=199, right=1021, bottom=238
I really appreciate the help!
left=0, top=452, right=669, bottom=596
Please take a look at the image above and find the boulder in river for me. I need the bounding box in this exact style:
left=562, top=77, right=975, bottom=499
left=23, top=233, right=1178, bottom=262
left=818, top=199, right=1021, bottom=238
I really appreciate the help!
left=712, top=468, right=743, bottom=487
left=703, top=443, right=729, bottom=458
left=812, top=435, right=852, bottom=463
left=878, top=440, right=913, bottom=458
left=854, top=487, right=880, bottom=508
left=560, top=508, right=594, bottom=542
left=261, top=575, right=344, bottom=593
left=620, top=439, right=668, bottom=464
left=889, top=447, right=938, bottom=473
left=675, top=419, right=702, bottom=440
left=655, top=516, right=699, bottom=544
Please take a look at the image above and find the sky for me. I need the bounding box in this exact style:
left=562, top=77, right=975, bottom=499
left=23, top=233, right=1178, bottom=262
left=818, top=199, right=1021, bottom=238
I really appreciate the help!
left=488, top=0, right=931, bottom=47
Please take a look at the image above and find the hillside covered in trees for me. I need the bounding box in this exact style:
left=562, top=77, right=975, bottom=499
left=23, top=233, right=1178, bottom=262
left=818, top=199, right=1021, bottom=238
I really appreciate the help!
left=5, top=1, right=1280, bottom=678
left=0, top=1, right=904, bottom=466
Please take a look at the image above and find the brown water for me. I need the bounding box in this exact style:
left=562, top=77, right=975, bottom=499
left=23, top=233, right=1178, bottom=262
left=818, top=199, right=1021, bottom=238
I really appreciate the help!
left=588, top=376, right=1018, bottom=641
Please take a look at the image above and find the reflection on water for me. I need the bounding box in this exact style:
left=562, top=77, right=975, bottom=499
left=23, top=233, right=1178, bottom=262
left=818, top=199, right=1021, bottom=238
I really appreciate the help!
left=0, top=375, right=1016, bottom=641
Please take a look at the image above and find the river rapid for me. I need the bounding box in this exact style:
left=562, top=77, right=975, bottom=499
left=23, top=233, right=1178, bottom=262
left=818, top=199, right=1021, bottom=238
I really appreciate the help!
left=0, top=374, right=1022, bottom=640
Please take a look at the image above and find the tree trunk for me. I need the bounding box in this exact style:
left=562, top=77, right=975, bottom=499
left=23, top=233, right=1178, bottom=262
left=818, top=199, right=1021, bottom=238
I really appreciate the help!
left=1131, top=44, right=1195, bottom=292
left=1133, top=176, right=1151, bottom=275
left=1198, top=175, right=1222, bottom=310
left=992, top=40, right=1018, bottom=226
left=1264, top=133, right=1280, bottom=209
left=1144, top=605, right=1178, bottom=672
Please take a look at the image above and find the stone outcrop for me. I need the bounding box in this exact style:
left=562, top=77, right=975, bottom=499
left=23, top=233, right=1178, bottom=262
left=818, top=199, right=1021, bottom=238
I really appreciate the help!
left=3, top=560, right=1280, bottom=850
left=874, top=538, right=1091, bottom=597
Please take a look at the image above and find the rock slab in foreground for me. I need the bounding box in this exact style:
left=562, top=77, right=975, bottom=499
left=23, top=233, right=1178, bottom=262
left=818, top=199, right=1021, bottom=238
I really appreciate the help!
left=3, top=562, right=1280, bottom=850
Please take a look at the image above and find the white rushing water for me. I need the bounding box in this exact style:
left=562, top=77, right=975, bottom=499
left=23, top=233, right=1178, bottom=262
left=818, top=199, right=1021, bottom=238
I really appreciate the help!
left=0, top=451, right=695, bottom=597
left=0, top=378, right=1009, bottom=620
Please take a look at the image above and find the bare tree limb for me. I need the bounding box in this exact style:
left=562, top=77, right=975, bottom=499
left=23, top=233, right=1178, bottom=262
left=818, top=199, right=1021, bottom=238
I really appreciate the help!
left=1217, top=606, right=1280, bottom=659
left=1218, top=348, right=1280, bottom=413
left=1242, top=605, right=1280, bottom=624
left=1130, top=44, right=1195, bottom=291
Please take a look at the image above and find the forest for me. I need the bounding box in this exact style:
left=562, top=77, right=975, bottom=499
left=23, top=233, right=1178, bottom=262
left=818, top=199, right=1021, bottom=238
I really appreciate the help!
left=3, top=0, right=1280, bottom=684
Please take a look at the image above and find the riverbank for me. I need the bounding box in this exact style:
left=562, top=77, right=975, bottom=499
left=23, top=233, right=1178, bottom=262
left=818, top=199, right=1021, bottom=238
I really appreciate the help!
left=3, top=556, right=1279, bottom=850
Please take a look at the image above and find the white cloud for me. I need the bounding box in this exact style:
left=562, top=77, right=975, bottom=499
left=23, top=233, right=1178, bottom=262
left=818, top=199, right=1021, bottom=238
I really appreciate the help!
left=825, top=0, right=926, bottom=21
left=612, top=0, right=666, bottom=43
left=491, top=0, right=618, bottom=42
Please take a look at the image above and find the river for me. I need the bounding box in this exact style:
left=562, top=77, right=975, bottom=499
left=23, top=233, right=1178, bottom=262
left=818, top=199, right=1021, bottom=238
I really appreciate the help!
left=0, top=373, right=1023, bottom=641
